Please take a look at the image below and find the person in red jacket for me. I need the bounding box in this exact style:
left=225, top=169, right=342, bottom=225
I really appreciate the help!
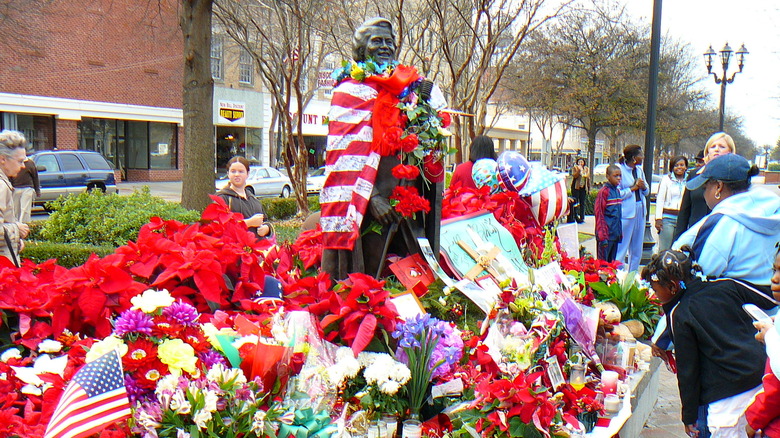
left=746, top=249, right=780, bottom=438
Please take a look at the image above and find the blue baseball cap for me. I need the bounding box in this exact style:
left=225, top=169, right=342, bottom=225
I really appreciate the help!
left=686, top=154, right=750, bottom=191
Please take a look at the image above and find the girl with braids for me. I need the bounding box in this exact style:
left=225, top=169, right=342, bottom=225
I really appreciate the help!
left=642, top=248, right=775, bottom=438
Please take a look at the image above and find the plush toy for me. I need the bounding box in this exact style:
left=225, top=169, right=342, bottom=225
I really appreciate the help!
left=594, top=301, right=621, bottom=325
left=594, top=301, right=635, bottom=341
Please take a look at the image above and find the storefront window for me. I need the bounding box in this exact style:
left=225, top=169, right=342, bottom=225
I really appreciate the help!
left=149, top=122, right=177, bottom=169
left=1, top=113, right=55, bottom=151
left=246, top=128, right=262, bottom=163
left=127, top=121, right=149, bottom=169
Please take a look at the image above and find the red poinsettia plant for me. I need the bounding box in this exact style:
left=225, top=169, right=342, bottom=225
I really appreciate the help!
left=461, top=369, right=563, bottom=438
left=286, top=272, right=400, bottom=355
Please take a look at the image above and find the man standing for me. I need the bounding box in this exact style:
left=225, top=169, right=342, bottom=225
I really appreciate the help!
left=11, top=156, right=40, bottom=223
left=320, top=17, right=446, bottom=280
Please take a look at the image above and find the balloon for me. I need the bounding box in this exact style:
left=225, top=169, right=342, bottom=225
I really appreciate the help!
left=496, top=151, right=531, bottom=192
left=472, top=158, right=499, bottom=193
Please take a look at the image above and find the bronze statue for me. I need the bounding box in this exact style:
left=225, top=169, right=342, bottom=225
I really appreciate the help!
left=319, top=18, right=444, bottom=280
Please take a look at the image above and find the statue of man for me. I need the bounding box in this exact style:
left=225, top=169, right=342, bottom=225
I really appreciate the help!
left=320, top=18, right=446, bottom=280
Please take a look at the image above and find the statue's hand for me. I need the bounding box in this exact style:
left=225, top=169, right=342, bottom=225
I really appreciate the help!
left=369, top=195, right=399, bottom=226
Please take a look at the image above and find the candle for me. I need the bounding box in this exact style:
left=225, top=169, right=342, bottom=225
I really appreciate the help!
left=604, top=394, right=621, bottom=413
left=601, top=370, right=619, bottom=395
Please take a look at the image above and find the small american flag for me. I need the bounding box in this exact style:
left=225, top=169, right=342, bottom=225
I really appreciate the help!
left=44, top=350, right=131, bottom=438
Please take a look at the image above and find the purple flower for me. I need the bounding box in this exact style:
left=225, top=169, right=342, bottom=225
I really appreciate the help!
left=162, top=301, right=200, bottom=326
left=199, top=350, right=228, bottom=369
left=125, top=375, right=148, bottom=404
left=114, top=309, right=154, bottom=337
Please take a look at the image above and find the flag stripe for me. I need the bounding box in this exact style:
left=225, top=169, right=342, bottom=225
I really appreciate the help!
left=47, top=388, right=129, bottom=436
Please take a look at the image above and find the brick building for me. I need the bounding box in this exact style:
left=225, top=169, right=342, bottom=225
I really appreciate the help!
left=0, top=0, right=265, bottom=182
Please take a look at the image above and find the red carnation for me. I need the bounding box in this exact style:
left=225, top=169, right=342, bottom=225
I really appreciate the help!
left=390, top=186, right=431, bottom=218
left=439, top=111, right=452, bottom=128
left=400, top=133, right=419, bottom=153
left=391, top=164, right=420, bottom=181
left=381, top=127, right=404, bottom=155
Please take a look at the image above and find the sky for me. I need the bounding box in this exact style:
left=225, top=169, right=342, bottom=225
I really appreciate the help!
left=624, top=0, right=780, bottom=147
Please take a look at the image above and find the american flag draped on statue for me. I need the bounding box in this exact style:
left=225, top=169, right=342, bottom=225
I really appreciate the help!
left=44, top=350, right=131, bottom=438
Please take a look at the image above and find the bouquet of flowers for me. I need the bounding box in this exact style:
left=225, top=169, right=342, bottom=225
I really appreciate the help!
left=131, top=363, right=286, bottom=438
left=392, top=315, right=463, bottom=417
left=99, top=289, right=224, bottom=403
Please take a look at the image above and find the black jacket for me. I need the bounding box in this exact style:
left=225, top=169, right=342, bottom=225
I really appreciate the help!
left=673, top=169, right=711, bottom=242
left=216, top=187, right=267, bottom=237
left=665, top=277, right=773, bottom=425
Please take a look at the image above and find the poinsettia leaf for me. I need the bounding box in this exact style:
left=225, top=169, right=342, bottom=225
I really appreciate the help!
left=351, top=314, right=377, bottom=356
left=77, top=287, right=108, bottom=322
left=194, top=270, right=225, bottom=304
left=321, top=314, right=341, bottom=330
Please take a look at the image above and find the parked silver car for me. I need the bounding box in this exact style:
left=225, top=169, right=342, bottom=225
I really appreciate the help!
left=215, top=166, right=293, bottom=198
left=306, top=167, right=327, bottom=194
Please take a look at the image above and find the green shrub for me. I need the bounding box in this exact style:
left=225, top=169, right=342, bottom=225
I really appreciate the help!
left=21, top=241, right=116, bottom=268
left=40, top=187, right=200, bottom=247
left=260, top=196, right=321, bottom=221
left=768, top=163, right=780, bottom=171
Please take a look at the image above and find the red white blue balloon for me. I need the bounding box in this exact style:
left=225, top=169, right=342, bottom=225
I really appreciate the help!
left=497, top=151, right=531, bottom=192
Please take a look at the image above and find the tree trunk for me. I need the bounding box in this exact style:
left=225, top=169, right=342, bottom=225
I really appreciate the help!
left=587, top=123, right=598, bottom=171
left=180, top=0, right=215, bottom=211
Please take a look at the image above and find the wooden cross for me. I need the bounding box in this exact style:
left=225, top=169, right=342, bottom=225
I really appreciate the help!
left=457, top=240, right=502, bottom=280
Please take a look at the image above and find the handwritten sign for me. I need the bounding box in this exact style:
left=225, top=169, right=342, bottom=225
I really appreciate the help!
left=440, top=211, right=529, bottom=281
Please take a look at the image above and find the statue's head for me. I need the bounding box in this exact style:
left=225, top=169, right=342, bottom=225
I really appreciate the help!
left=352, top=17, right=396, bottom=65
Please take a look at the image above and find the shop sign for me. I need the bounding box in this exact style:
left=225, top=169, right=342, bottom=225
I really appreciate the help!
left=218, top=101, right=246, bottom=125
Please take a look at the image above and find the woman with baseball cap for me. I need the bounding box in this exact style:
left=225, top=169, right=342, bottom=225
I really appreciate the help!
left=673, top=153, right=780, bottom=287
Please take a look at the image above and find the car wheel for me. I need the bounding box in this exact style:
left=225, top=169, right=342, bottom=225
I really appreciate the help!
left=281, top=186, right=291, bottom=198
left=87, top=182, right=107, bottom=193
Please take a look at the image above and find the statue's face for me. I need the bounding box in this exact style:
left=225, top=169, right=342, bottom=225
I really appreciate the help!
left=363, top=26, right=395, bottom=64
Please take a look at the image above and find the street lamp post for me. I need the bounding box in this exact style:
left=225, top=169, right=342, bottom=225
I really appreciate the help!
left=704, top=43, right=748, bottom=131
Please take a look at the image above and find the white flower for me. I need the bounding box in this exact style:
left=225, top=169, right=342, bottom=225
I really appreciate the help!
left=192, top=409, right=213, bottom=429
left=10, top=366, right=44, bottom=387
left=176, top=429, right=191, bottom=438
left=379, top=380, right=401, bottom=395
left=1, top=348, right=21, bottom=362
left=38, top=340, right=63, bottom=354
left=170, top=390, right=191, bottom=414
left=251, top=410, right=267, bottom=434
left=131, top=288, right=175, bottom=313
left=206, top=363, right=246, bottom=387
left=156, top=374, right=180, bottom=396
left=21, top=384, right=42, bottom=395
left=326, top=351, right=360, bottom=387
left=86, top=336, right=127, bottom=363
left=33, top=354, right=68, bottom=377
left=202, top=390, right=219, bottom=413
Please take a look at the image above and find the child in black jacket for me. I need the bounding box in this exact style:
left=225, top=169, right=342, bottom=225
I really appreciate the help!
left=642, top=248, right=775, bottom=438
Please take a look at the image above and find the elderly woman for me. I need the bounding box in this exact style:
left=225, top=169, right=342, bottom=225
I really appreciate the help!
left=674, top=153, right=780, bottom=286
left=674, top=132, right=736, bottom=241
left=0, top=130, right=30, bottom=266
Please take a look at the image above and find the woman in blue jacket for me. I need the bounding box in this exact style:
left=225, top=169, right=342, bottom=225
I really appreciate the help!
left=616, top=144, right=649, bottom=272
left=674, top=153, right=780, bottom=287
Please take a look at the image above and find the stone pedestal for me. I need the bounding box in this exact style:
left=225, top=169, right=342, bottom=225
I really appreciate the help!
left=619, top=357, right=662, bottom=438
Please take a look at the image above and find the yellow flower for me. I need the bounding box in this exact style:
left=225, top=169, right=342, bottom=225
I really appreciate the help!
left=86, top=336, right=127, bottom=363
left=131, top=289, right=175, bottom=314
left=350, top=63, right=365, bottom=80
left=158, top=339, right=197, bottom=376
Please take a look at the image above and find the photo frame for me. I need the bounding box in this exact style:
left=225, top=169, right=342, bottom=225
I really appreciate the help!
left=390, top=290, right=427, bottom=321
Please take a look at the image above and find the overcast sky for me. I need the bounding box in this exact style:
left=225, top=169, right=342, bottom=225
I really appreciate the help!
left=624, top=0, right=780, bottom=147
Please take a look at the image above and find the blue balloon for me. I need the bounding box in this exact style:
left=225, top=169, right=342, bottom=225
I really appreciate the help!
left=497, top=151, right=531, bottom=192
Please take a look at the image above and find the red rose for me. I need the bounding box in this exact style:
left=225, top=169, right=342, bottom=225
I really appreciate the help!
left=400, top=133, right=419, bottom=153
left=423, top=154, right=445, bottom=183
left=439, top=111, right=452, bottom=128
left=391, top=164, right=420, bottom=180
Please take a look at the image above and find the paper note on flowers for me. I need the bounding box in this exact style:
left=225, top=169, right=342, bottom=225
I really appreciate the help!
left=439, top=211, right=529, bottom=282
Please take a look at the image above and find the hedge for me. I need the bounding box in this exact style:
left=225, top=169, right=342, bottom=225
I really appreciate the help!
left=40, top=188, right=200, bottom=247
left=260, top=195, right=321, bottom=220
left=20, top=241, right=116, bottom=268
